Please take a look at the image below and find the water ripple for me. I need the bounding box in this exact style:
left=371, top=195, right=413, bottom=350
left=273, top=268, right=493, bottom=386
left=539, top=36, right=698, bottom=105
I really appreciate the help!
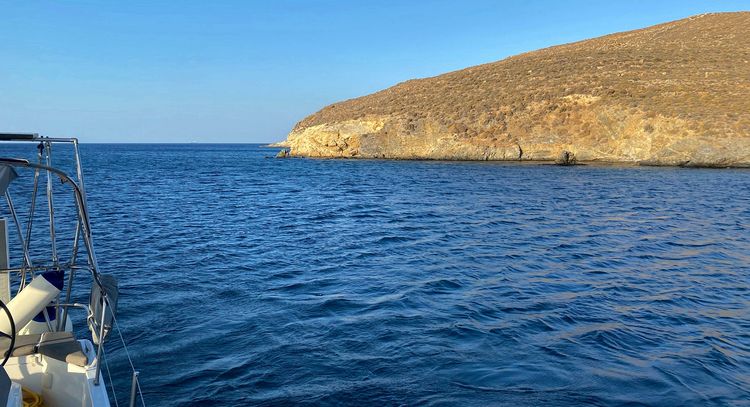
left=2, top=144, right=748, bottom=406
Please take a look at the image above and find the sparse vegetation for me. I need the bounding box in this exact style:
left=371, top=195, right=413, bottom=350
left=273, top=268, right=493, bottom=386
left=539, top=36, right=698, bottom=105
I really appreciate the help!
left=287, top=13, right=750, bottom=166
left=295, top=13, right=749, bottom=135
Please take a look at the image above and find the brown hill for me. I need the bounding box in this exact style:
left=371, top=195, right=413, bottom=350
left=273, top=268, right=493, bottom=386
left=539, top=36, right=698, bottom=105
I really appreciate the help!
left=282, top=12, right=750, bottom=166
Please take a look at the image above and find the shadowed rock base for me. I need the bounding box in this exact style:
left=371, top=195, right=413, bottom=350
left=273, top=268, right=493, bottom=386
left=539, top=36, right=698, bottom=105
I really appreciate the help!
left=280, top=13, right=750, bottom=168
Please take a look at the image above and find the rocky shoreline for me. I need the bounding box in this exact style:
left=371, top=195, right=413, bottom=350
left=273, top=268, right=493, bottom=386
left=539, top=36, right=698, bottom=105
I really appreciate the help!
left=277, top=13, right=750, bottom=168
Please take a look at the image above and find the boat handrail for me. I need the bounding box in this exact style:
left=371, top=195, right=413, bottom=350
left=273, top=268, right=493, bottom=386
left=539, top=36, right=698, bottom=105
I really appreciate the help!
left=0, top=136, right=78, bottom=143
left=0, top=133, right=38, bottom=141
left=0, top=158, right=102, bottom=283
left=1, top=146, right=145, bottom=406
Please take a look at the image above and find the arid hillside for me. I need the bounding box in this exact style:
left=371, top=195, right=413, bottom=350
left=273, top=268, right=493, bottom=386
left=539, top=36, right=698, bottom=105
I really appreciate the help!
left=281, top=12, right=750, bottom=166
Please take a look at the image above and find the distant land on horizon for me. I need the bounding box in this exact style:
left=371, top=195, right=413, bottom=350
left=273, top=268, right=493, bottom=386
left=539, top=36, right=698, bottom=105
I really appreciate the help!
left=277, top=12, right=750, bottom=167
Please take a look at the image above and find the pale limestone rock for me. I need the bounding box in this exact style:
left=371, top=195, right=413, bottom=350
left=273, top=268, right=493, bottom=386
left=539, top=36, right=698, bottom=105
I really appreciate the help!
left=280, top=13, right=750, bottom=167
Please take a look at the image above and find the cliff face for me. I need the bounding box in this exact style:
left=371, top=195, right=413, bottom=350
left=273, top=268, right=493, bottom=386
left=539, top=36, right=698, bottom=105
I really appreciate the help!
left=283, top=13, right=750, bottom=166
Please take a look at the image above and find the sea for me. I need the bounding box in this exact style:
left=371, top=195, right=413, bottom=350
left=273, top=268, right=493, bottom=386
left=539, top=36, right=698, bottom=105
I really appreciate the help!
left=1, top=143, right=749, bottom=406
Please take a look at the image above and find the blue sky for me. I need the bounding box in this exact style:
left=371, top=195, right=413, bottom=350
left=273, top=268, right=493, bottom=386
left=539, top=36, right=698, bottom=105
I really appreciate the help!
left=1, top=1, right=748, bottom=143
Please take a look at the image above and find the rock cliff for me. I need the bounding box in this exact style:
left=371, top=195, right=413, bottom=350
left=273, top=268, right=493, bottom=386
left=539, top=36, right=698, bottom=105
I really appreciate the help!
left=281, top=13, right=750, bottom=167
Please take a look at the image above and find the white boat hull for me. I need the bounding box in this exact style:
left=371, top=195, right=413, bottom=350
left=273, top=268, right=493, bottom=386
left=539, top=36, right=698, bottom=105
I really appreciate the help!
left=3, top=339, right=110, bottom=407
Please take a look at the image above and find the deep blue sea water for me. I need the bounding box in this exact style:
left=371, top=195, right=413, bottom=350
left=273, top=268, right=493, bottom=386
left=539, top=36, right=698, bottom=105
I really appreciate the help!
left=2, top=143, right=749, bottom=406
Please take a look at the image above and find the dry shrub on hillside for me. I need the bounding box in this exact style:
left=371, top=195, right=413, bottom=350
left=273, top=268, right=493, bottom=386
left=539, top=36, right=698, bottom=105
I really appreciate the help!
left=294, top=12, right=750, bottom=142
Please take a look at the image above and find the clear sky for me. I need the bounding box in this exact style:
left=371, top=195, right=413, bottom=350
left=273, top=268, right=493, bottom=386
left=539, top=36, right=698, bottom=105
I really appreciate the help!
left=1, top=0, right=748, bottom=143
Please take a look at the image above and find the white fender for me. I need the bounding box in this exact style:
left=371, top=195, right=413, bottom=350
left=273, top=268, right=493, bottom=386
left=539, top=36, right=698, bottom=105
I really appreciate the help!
left=0, top=274, right=61, bottom=334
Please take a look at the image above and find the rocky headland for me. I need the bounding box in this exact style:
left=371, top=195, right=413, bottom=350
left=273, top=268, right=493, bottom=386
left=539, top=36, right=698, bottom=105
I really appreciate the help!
left=278, top=13, right=750, bottom=167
